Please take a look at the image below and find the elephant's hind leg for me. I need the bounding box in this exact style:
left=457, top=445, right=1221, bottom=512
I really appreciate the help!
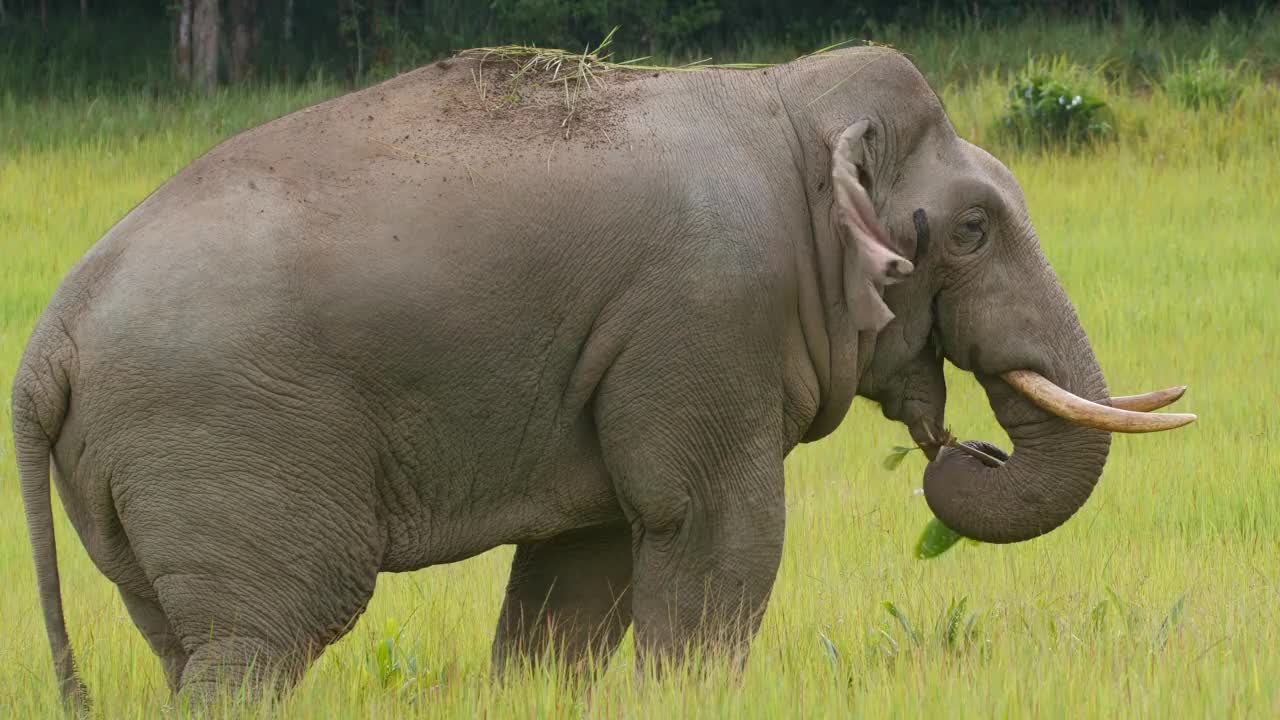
left=156, top=560, right=377, bottom=705
left=119, top=587, right=189, bottom=695
left=117, top=440, right=384, bottom=704
left=491, top=523, right=633, bottom=675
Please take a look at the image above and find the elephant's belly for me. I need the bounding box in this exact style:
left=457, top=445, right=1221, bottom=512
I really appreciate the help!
left=378, top=415, right=623, bottom=572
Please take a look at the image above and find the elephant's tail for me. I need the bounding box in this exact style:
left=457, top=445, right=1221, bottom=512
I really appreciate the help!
left=11, top=321, right=88, bottom=710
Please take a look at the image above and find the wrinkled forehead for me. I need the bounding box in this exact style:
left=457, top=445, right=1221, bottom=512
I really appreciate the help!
left=951, top=139, right=1029, bottom=213
left=894, top=128, right=1029, bottom=219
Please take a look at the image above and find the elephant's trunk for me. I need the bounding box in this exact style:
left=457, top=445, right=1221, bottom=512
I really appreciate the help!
left=921, top=329, right=1114, bottom=544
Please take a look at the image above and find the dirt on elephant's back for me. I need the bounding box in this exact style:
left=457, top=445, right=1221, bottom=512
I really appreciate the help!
left=382, top=54, right=651, bottom=155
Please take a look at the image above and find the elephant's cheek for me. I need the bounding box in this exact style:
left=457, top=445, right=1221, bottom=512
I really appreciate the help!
left=888, top=351, right=948, bottom=458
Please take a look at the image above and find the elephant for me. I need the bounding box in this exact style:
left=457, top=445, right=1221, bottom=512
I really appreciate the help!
left=11, top=46, right=1194, bottom=707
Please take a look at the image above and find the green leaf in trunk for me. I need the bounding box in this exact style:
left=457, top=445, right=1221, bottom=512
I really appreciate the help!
left=881, top=445, right=918, bottom=471
left=915, top=517, right=967, bottom=559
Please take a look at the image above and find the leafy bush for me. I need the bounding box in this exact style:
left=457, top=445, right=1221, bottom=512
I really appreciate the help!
left=1163, top=47, right=1248, bottom=109
left=997, top=56, right=1113, bottom=151
left=372, top=618, right=419, bottom=692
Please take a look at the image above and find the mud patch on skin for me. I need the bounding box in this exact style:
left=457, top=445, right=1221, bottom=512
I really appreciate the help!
left=205, top=46, right=772, bottom=196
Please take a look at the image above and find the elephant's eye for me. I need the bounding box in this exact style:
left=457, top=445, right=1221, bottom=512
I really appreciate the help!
left=951, top=208, right=989, bottom=254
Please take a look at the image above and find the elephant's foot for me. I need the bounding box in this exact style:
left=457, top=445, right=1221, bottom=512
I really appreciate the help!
left=176, top=636, right=309, bottom=708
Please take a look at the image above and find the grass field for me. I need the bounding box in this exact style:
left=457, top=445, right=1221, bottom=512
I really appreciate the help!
left=3, top=35, right=1279, bottom=719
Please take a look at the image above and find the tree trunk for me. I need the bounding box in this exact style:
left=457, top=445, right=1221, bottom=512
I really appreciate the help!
left=283, top=0, right=294, bottom=42
left=40, top=0, right=47, bottom=31
left=371, top=0, right=390, bottom=70
left=341, top=0, right=364, bottom=81
left=229, top=0, right=259, bottom=83
left=176, top=0, right=194, bottom=84
left=81, top=0, right=87, bottom=20
left=0, top=0, right=7, bottom=27
left=193, top=0, right=221, bottom=94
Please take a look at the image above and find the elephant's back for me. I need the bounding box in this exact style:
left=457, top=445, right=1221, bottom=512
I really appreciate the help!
left=46, top=52, right=787, bottom=426
left=196, top=51, right=781, bottom=186
left=194, top=53, right=668, bottom=183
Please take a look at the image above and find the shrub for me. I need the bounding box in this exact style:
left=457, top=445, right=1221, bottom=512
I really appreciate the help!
left=1163, top=47, right=1248, bottom=109
left=997, top=55, right=1113, bottom=151
left=372, top=618, right=419, bottom=692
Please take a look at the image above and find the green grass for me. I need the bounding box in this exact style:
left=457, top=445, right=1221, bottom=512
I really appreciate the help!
left=3, top=42, right=1279, bottom=720
left=1163, top=47, right=1256, bottom=110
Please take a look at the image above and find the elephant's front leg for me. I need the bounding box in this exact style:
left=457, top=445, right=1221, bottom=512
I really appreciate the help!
left=624, top=460, right=785, bottom=673
left=595, top=346, right=787, bottom=674
left=491, top=523, right=634, bottom=675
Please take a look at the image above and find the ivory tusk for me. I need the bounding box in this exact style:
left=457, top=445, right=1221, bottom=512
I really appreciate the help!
left=1002, top=370, right=1196, bottom=433
left=1110, top=386, right=1187, bottom=412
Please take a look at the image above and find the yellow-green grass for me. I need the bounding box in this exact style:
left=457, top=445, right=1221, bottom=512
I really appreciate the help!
left=2, top=69, right=1278, bottom=718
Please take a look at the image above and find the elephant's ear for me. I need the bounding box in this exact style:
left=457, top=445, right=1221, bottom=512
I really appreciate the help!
left=831, top=119, right=913, bottom=333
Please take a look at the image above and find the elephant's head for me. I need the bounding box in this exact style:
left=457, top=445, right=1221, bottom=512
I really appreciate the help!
left=781, top=48, right=1194, bottom=543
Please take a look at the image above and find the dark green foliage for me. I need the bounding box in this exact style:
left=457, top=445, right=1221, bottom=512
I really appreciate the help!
left=2, top=2, right=1280, bottom=97
left=998, top=57, right=1113, bottom=151
left=487, top=0, right=724, bottom=55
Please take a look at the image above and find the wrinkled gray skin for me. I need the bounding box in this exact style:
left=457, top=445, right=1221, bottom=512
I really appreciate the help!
left=12, top=47, right=1111, bottom=705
